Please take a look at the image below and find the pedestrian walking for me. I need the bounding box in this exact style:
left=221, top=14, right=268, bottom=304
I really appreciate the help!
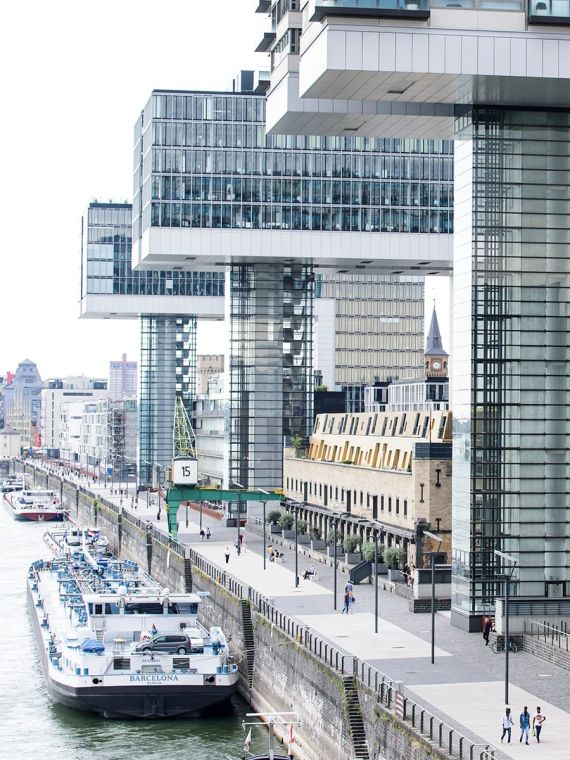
left=532, top=706, right=546, bottom=743
left=224, top=547, right=230, bottom=565
left=239, top=532, right=244, bottom=546
left=483, top=616, right=492, bottom=646
left=342, top=592, right=350, bottom=614
left=234, top=537, right=241, bottom=556
left=200, top=529, right=205, bottom=541
left=206, top=526, right=211, bottom=540
left=501, top=707, right=514, bottom=744
left=519, top=706, right=531, bottom=744
left=345, top=581, right=353, bottom=594
left=349, top=591, right=356, bottom=613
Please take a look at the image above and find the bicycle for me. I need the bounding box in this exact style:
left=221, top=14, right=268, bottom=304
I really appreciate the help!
left=492, top=638, right=518, bottom=654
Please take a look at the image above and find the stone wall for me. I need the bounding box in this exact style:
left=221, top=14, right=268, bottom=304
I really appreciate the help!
left=522, top=636, right=570, bottom=671
left=360, top=684, right=451, bottom=760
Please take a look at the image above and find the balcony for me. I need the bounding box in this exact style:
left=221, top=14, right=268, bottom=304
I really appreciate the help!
left=310, top=0, right=430, bottom=21
left=256, top=32, right=276, bottom=52
left=528, top=0, right=570, bottom=24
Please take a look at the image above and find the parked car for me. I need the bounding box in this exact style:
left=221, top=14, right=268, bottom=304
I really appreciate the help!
left=134, top=634, right=203, bottom=655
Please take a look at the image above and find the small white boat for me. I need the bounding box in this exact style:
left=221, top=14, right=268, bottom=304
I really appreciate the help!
left=5, top=488, right=65, bottom=522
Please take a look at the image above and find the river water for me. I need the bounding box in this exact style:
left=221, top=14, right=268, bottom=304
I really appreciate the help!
left=0, top=501, right=267, bottom=760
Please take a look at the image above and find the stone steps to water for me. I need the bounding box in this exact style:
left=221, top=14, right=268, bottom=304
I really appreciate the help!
left=342, top=675, right=370, bottom=760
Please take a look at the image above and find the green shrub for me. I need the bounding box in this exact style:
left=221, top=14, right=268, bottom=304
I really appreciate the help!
left=384, top=547, right=402, bottom=568
left=327, top=528, right=340, bottom=545
left=362, top=541, right=384, bottom=563
left=278, top=512, right=294, bottom=530
left=297, top=519, right=308, bottom=535
left=311, top=526, right=321, bottom=540
left=342, top=460, right=353, bottom=465
left=343, top=534, right=360, bottom=553
left=267, top=510, right=282, bottom=525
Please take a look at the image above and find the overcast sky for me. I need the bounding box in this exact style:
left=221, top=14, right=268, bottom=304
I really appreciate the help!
left=0, top=0, right=449, bottom=382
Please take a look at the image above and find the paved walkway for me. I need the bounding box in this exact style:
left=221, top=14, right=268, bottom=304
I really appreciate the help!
left=29, top=462, right=570, bottom=758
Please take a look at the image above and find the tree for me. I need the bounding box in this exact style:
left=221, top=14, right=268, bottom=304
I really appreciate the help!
left=291, top=434, right=303, bottom=452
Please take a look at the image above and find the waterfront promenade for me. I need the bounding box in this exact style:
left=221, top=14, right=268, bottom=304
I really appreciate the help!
left=33, top=464, right=570, bottom=759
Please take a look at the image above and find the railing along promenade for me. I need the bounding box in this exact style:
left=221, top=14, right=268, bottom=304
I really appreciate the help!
left=188, top=547, right=497, bottom=760
left=524, top=619, right=570, bottom=652
left=19, top=460, right=496, bottom=760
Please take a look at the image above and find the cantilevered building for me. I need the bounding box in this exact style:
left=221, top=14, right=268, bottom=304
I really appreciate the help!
left=80, top=201, right=224, bottom=484
left=131, top=79, right=452, bottom=489
left=255, top=0, right=570, bottom=629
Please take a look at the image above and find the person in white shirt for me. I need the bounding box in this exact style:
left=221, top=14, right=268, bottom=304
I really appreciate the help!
left=533, top=706, right=546, bottom=743
left=501, top=707, right=514, bottom=744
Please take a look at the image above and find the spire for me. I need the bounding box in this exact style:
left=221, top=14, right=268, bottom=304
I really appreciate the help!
left=425, top=304, right=448, bottom=357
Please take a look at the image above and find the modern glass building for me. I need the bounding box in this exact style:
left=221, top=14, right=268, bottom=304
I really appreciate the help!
left=132, top=81, right=452, bottom=489
left=259, top=1, right=570, bottom=627
left=80, top=202, right=224, bottom=480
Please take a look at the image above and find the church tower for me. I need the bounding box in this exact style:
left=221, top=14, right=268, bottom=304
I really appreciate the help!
left=425, top=305, right=448, bottom=378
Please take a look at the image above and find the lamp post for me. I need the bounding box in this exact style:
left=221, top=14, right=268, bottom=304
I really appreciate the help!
left=494, top=549, right=517, bottom=706
left=423, top=529, right=443, bottom=665
left=257, top=489, right=272, bottom=571
left=294, top=503, right=299, bottom=588
left=333, top=518, right=338, bottom=611
left=231, top=481, right=245, bottom=549
left=374, top=528, right=379, bottom=634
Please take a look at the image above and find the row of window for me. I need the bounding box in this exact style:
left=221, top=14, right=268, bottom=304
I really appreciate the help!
left=150, top=146, right=454, bottom=182
left=154, top=176, right=452, bottom=207
left=149, top=202, right=452, bottom=233
left=286, top=478, right=410, bottom=517
left=316, top=411, right=448, bottom=438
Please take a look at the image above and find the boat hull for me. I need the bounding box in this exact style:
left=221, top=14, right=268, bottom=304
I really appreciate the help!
left=28, top=584, right=238, bottom=719
left=15, top=511, right=64, bottom=522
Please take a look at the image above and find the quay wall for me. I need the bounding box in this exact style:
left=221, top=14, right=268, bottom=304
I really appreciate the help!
left=17, top=461, right=489, bottom=760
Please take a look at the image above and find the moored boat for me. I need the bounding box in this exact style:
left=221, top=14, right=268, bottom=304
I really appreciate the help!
left=28, top=533, right=239, bottom=718
left=5, top=488, right=64, bottom=521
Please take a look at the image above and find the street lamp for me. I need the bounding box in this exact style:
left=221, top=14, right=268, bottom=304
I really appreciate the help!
left=257, top=488, right=272, bottom=571
left=333, top=517, right=338, bottom=611
left=294, top=503, right=299, bottom=588
left=231, top=480, right=245, bottom=549
left=374, top=528, right=379, bottom=634
left=494, top=549, right=518, bottom=706
left=423, top=529, right=443, bottom=665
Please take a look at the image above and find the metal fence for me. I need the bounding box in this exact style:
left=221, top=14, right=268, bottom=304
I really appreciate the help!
left=188, top=545, right=496, bottom=760
left=524, top=619, right=570, bottom=652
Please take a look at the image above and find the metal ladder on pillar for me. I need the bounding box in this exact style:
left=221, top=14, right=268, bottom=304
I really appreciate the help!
left=183, top=558, right=192, bottom=592
left=342, top=675, right=370, bottom=759
left=240, top=599, right=255, bottom=689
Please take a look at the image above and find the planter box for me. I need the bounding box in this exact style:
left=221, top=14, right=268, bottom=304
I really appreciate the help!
left=282, top=529, right=296, bottom=539
left=270, top=524, right=281, bottom=534
left=388, top=568, right=404, bottom=582
left=311, top=539, right=326, bottom=551
left=297, top=534, right=310, bottom=545
left=226, top=518, right=237, bottom=528
left=372, top=562, right=388, bottom=575
left=327, top=545, right=342, bottom=557
left=345, top=552, right=362, bottom=565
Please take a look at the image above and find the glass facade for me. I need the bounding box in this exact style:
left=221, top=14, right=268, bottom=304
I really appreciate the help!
left=81, top=203, right=224, bottom=297
left=139, top=316, right=197, bottom=484
left=228, top=264, right=314, bottom=489
left=452, top=108, right=570, bottom=627
left=134, top=91, right=453, bottom=240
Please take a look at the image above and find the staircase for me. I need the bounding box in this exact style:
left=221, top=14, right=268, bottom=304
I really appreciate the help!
left=342, top=676, right=370, bottom=759
left=183, top=558, right=193, bottom=592
left=240, top=599, right=255, bottom=689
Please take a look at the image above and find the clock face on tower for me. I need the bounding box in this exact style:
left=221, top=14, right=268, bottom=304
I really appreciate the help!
left=432, top=360, right=441, bottom=370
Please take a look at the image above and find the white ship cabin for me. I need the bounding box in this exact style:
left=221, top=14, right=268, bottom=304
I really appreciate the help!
left=84, top=591, right=203, bottom=645
left=17, top=488, right=59, bottom=504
